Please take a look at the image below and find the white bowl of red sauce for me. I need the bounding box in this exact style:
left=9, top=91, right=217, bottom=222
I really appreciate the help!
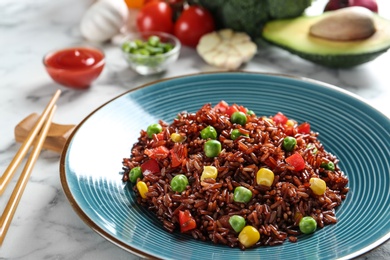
left=43, top=46, right=105, bottom=89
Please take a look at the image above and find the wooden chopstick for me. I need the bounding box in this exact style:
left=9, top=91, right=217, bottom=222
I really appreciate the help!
left=0, top=104, right=57, bottom=245
left=0, top=89, right=61, bottom=195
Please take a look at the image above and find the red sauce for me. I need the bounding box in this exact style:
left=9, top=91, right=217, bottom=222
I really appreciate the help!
left=44, top=47, right=105, bottom=89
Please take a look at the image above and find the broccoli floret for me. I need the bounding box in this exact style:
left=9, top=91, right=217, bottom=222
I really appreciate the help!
left=267, top=0, right=312, bottom=19
left=194, top=0, right=225, bottom=10
left=196, top=0, right=312, bottom=38
left=218, top=0, right=269, bottom=38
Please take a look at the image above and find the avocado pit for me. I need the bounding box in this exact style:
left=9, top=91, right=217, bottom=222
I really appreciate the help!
left=309, top=6, right=376, bottom=41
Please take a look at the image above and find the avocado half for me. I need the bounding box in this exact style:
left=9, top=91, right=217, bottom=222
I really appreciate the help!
left=262, top=13, right=390, bottom=68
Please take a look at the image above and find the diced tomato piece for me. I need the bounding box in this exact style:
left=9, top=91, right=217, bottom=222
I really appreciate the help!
left=284, top=125, right=295, bottom=136
left=226, top=104, right=240, bottom=117
left=170, top=143, right=187, bottom=168
left=155, top=132, right=165, bottom=141
left=213, top=101, right=248, bottom=117
left=144, top=146, right=169, bottom=160
left=237, top=105, right=248, bottom=114
left=297, top=122, right=311, bottom=134
left=213, top=100, right=229, bottom=113
left=286, top=153, right=305, bottom=171
left=273, top=112, right=288, bottom=125
left=141, top=158, right=160, bottom=175
left=179, top=210, right=196, bottom=232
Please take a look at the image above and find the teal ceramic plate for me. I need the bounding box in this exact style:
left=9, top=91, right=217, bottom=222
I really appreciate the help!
left=60, top=72, right=390, bottom=259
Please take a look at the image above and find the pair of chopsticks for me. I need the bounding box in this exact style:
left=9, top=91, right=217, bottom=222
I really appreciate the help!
left=0, top=89, right=61, bottom=245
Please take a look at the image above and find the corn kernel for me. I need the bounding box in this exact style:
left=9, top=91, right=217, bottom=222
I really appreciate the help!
left=170, top=133, right=186, bottom=143
left=238, top=226, right=260, bottom=248
left=262, top=117, right=274, bottom=124
left=286, top=119, right=295, bottom=127
left=310, top=177, right=326, bottom=195
left=256, top=168, right=274, bottom=187
left=137, top=181, right=148, bottom=199
left=201, top=166, right=218, bottom=181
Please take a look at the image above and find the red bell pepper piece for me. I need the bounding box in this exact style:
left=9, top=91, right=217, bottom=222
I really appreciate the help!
left=140, top=158, right=160, bottom=176
left=286, top=153, right=305, bottom=171
left=297, top=122, right=311, bottom=134
left=213, top=101, right=248, bottom=117
left=273, top=112, right=288, bottom=125
left=226, top=104, right=248, bottom=117
left=226, top=104, right=239, bottom=117
left=179, top=210, right=196, bottom=232
left=213, top=100, right=229, bottom=113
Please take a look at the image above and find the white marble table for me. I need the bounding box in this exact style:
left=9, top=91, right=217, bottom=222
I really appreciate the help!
left=0, top=0, right=389, bottom=259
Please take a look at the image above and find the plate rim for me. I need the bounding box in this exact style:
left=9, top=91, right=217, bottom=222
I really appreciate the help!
left=59, top=71, right=390, bottom=259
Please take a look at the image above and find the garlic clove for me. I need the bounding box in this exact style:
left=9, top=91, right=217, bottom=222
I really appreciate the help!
left=196, top=29, right=257, bottom=70
left=196, top=32, right=221, bottom=55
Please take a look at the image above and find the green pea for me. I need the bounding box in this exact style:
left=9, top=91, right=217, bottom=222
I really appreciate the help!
left=283, top=136, right=297, bottom=151
left=320, top=161, right=335, bottom=171
left=229, top=215, right=246, bottom=233
left=231, top=129, right=248, bottom=140
left=170, top=174, right=189, bottom=193
left=204, top=140, right=222, bottom=158
left=299, top=216, right=317, bottom=234
left=146, top=123, right=162, bottom=138
left=200, top=125, right=217, bottom=140
left=233, top=186, right=252, bottom=203
left=129, top=166, right=142, bottom=183
left=247, top=110, right=255, bottom=116
left=231, top=111, right=247, bottom=125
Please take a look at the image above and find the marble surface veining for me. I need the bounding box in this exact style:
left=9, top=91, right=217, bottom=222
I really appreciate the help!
left=0, top=0, right=389, bottom=259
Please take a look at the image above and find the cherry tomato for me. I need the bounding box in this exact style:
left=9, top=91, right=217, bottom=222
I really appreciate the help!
left=137, top=1, right=174, bottom=34
left=141, top=158, right=160, bottom=175
left=174, top=5, right=215, bottom=47
left=179, top=210, right=196, bottom=232
left=142, top=0, right=158, bottom=6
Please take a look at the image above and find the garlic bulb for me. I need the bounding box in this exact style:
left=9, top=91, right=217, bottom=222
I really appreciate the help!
left=196, top=29, right=257, bottom=70
left=80, top=0, right=128, bottom=43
